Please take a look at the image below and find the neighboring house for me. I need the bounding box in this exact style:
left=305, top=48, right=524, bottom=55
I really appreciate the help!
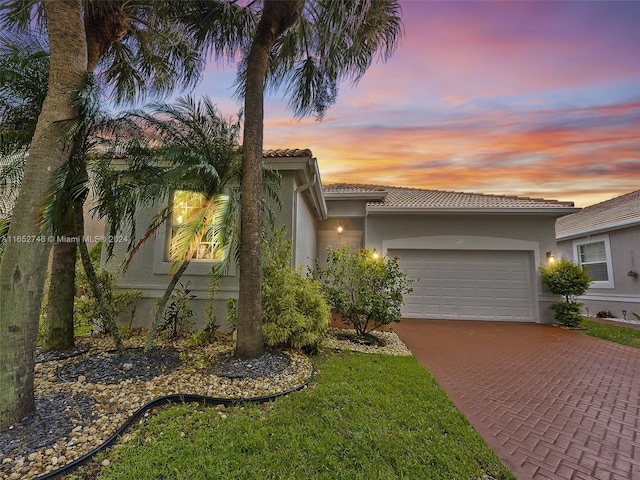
left=556, top=190, right=640, bottom=319
left=110, top=149, right=578, bottom=328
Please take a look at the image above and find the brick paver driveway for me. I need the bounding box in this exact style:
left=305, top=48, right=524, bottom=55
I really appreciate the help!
left=394, top=319, right=640, bottom=480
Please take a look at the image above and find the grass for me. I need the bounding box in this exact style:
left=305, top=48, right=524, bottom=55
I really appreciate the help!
left=582, top=318, right=640, bottom=349
left=97, top=351, right=515, bottom=480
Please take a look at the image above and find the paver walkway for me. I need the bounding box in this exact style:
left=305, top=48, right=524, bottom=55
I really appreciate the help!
left=393, top=319, right=640, bottom=480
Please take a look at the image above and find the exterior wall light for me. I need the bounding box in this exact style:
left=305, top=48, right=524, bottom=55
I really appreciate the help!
left=546, top=251, right=556, bottom=264
left=337, top=224, right=343, bottom=234
left=372, top=249, right=380, bottom=260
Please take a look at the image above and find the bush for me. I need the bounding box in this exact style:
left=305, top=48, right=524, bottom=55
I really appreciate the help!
left=313, top=245, right=413, bottom=336
left=595, top=310, right=614, bottom=319
left=550, top=301, right=583, bottom=328
left=539, top=258, right=591, bottom=302
left=158, top=281, right=196, bottom=337
left=228, top=229, right=330, bottom=352
left=75, top=269, right=142, bottom=331
left=75, top=242, right=142, bottom=331
left=540, top=258, right=591, bottom=327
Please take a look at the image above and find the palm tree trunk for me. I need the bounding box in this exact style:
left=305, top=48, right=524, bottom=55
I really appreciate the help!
left=41, top=207, right=77, bottom=352
left=0, top=0, right=87, bottom=429
left=144, top=260, right=191, bottom=354
left=236, top=0, right=304, bottom=359
left=43, top=2, right=128, bottom=352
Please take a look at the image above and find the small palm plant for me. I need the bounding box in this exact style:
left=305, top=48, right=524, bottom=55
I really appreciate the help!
left=95, top=96, right=281, bottom=353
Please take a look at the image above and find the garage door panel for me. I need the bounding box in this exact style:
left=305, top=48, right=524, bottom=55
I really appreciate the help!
left=391, top=249, right=534, bottom=322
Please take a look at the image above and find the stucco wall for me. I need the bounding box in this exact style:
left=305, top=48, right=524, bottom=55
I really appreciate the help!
left=103, top=199, right=241, bottom=330
left=104, top=168, right=322, bottom=331
left=365, top=213, right=560, bottom=323
left=557, top=225, right=640, bottom=318
left=366, top=214, right=558, bottom=258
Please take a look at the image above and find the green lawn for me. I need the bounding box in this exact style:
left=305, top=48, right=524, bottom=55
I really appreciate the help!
left=95, top=351, right=515, bottom=480
left=582, top=318, right=640, bottom=349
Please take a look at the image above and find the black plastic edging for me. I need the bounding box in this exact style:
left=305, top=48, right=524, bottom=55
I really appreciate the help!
left=35, top=368, right=314, bottom=480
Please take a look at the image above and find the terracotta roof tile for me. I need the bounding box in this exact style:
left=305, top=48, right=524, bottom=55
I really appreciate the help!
left=263, top=148, right=313, bottom=158
left=556, top=190, right=640, bottom=238
left=324, top=183, right=575, bottom=210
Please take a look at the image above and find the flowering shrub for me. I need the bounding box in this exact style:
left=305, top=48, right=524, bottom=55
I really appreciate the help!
left=313, top=245, right=413, bottom=335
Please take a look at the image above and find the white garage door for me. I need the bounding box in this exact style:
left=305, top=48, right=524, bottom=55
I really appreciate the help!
left=390, top=249, right=534, bottom=322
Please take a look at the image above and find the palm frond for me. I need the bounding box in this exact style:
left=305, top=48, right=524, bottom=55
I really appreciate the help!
left=0, top=0, right=45, bottom=33
left=0, top=147, right=26, bottom=217
left=0, top=30, right=49, bottom=149
left=246, top=0, right=403, bottom=119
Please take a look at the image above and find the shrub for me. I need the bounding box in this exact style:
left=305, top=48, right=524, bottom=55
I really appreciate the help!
left=313, top=245, right=413, bottom=336
left=75, top=269, right=142, bottom=331
left=550, top=301, right=583, bottom=328
left=595, top=310, right=614, bottom=319
left=227, top=229, right=330, bottom=352
left=158, top=281, right=196, bottom=337
left=539, top=258, right=591, bottom=302
left=75, top=242, right=142, bottom=331
left=540, top=258, right=591, bottom=327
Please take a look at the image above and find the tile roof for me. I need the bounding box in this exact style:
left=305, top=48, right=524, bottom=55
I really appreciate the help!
left=323, top=183, right=576, bottom=211
left=263, top=148, right=313, bottom=158
left=556, top=190, right=640, bottom=238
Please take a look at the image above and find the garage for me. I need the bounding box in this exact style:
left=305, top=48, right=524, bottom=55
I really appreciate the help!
left=390, top=249, right=534, bottom=321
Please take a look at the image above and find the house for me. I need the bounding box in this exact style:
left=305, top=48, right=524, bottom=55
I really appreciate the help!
left=110, top=149, right=578, bottom=328
left=556, top=190, right=640, bottom=319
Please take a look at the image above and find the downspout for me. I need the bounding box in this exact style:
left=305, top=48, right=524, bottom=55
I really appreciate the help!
left=293, top=173, right=317, bottom=267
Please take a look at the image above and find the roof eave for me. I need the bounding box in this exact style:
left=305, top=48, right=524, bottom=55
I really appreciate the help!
left=367, top=206, right=580, bottom=215
left=557, top=217, right=640, bottom=240
left=324, top=191, right=388, bottom=201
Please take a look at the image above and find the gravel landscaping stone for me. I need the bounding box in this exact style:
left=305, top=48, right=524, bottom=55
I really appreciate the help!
left=0, top=327, right=410, bottom=480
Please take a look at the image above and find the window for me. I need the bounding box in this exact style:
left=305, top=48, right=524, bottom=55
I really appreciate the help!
left=573, top=235, right=614, bottom=289
left=168, top=190, right=226, bottom=262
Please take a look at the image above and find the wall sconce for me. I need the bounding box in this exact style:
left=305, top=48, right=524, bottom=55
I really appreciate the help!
left=337, top=224, right=344, bottom=234
left=372, top=249, right=380, bottom=260
left=546, top=252, right=556, bottom=264
left=628, top=270, right=638, bottom=278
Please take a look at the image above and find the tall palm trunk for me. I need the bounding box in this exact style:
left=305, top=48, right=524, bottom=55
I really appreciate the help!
left=43, top=2, right=128, bottom=352
left=236, top=0, right=304, bottom=359
left=0, top=0, right=87, bottom=428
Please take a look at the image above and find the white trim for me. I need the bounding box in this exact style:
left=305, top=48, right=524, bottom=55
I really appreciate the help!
left=578, top=293, right=640, bottom=303
left=572, top=234, right=614, bottom=289
left=152, top=219, right=235, bottom=277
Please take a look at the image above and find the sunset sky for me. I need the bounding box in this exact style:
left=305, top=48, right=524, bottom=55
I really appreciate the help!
left=191, top=0, right=640, bottom=208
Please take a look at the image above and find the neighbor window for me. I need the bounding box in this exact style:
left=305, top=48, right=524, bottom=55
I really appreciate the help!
left=168, top=190, right=226, bottom=262
left=573, top=235, right=614, bottom=289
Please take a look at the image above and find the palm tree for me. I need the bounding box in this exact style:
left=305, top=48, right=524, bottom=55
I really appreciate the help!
left=233, top=0, right=403, bottom=358
left=0, top=0, right=249, bottom=352
left=92, top=96, right=280, bottom=353
left=0, top=0, right=87, bottom=430
left=0, top=0, right=256, bottom=427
